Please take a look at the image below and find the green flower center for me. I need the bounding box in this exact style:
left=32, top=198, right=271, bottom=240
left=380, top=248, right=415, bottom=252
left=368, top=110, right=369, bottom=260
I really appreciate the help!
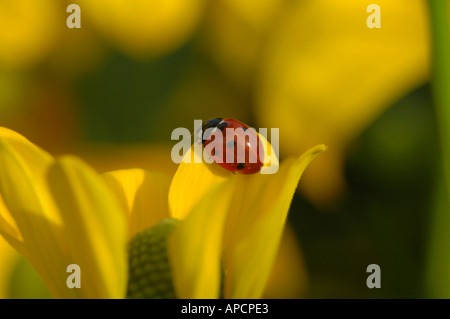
left=127, top=218, right=179, bottom=299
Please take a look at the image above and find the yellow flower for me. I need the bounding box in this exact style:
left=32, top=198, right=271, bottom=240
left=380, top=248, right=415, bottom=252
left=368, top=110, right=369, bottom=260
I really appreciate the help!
left=79, top=0, right=206, bottom=59
left=0, top=0, right=62, bottom=70
left=0, top=126, right=325, bottom=298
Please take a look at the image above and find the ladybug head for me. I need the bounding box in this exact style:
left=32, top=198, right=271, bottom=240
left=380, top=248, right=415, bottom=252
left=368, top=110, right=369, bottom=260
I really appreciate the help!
left=201, top=118, right=223, bottom=146
left=202, top=118, right=222, bottom=131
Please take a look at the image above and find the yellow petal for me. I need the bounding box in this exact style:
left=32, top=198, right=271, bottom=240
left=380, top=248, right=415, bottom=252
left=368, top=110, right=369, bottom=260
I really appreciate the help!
left=75, top=144, right=178, bottom=178
left=47, top=156, right=128, bottom=298
left=0, top=139, right=67, bottom=297
left=168, top=144, right=233, bottom=220
left=262, top=224, right=308, bottom=298
left=0, top=0, right=61, bottom=69
left=0, top=193, right=22, bottom=249
left=223, top=144, right=326, bottom=298
left=80, top=0, right=205, bottom=58
left=256, top=0, right=429, bottom=203
left=168, top=179, right=237, bottom=298
left=0, top=127, right=54, bottom=253
left=102, top=169, right=171, bottom=240
left=0, top=127, right=54, bottom=247
left=0, top=126, right=53, bottom=175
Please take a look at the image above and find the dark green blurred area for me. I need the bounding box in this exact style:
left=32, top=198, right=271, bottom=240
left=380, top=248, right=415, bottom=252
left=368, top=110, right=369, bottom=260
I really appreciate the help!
left=75, top=41, right=251, bottom=143
left=77, top=44, right=194, bottom=143
left=290, top=85, right=438, bottom=298
left=8, top=258, right=52, bottom=299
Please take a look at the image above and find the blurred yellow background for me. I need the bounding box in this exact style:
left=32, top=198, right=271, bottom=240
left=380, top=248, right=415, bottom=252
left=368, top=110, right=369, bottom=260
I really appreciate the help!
left=0, top=0, right=442, bottom=298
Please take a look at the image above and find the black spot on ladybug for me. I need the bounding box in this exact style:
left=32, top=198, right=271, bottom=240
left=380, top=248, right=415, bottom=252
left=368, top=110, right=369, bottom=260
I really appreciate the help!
left=237, top=163, right=245, bottom=170
left=217, top=122, right=229, bottom=131
left=227, top=140, right=235, bottom=148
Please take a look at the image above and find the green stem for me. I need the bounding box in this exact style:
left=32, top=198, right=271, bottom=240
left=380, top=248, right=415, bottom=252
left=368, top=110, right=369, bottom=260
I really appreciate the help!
left=426, top=0, right=450, bottom=298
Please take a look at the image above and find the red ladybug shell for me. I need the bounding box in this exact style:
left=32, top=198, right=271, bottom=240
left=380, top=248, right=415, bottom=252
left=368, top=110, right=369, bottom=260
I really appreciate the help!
left=202, top=118, right=264, bottom=174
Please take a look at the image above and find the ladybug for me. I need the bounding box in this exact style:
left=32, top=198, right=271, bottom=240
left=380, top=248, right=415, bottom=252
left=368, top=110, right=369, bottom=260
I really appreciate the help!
left=200, top=118, right=264, bottom=174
